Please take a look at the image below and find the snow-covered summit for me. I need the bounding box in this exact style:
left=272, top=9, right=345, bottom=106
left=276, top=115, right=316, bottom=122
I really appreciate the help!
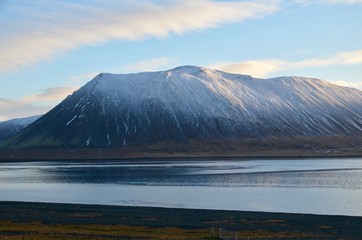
left=80, top=65, right=361, bottom=119
left=2, top=66, right=362, bottom=149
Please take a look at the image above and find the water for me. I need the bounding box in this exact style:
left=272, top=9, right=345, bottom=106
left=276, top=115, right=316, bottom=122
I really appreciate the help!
left=0, top=158, right=361, bottom=216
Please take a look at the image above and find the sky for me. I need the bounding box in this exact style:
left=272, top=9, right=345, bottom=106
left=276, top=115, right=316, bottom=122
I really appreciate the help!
left=0, top=0, right=362, bottom=121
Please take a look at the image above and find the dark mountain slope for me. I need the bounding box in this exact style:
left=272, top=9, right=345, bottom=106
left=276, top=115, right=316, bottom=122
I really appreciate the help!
left=2, top=66, right=362, bottom=150
left=0, top=115, right=41, bottom=143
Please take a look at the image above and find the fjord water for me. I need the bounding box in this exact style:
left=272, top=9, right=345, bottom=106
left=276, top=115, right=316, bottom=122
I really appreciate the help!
left=0, top=158, right=361, bottom=216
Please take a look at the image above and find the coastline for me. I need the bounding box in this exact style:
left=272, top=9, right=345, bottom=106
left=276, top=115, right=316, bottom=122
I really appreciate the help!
left=0, top=201, right=361, bottom=239
left=0, top=147, right=361, bottom=162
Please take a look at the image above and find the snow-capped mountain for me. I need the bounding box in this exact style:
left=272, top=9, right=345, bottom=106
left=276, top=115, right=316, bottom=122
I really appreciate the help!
left=0, top=115, right=41, bottom=143
left=2, top=66, right=362, bottom=149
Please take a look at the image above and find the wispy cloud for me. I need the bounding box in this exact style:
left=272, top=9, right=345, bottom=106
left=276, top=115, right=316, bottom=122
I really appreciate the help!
left=0, top=87, right=77, bottom=121
left=296, top=50, right=362, bottom=67
left=214, top=49, right=362, bottom=79
left=213, top=59, right=285, bottom=78
left=330, top=80, right=362, bottom=89
left=22, top=87, right=77, bottom=104
left=0, top=55, right=179, bottom=121
left=2, top=47, right=362, bottom=121
left=0, top=0, right=280, bottom=73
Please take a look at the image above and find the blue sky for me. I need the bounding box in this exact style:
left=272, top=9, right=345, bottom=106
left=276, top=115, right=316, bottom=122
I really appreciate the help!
left=0, top=0, right=362, bottom=121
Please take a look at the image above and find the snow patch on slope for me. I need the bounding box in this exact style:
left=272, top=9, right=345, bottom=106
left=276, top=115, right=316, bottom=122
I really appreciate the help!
left=78, top=67, right=362, bottom=136
left=5, top=66, right=362, bottom=148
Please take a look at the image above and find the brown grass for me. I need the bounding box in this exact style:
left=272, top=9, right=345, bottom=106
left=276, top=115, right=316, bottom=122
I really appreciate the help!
left=0, top=221, right=323, bottom=240
left=0, top=221, right=211, bottom=239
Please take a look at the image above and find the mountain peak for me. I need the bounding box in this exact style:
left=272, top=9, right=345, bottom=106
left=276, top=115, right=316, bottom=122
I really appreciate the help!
left=2, top=66, right=362, bottom=149
left=170, top=65, right=206, bottom=73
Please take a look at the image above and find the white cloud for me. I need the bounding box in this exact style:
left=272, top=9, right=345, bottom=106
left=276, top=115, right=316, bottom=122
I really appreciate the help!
left=0, top=0, right=280, bottom=73
left=2, top=47, right=362, bottom=121
left=22, top=87, right=78, bottom=104
left=0, top=55, right=178, bottom=121
left=291, top=50, right=362, bottom=68
left=0, top=87, right=78, bottom=121
left=214, top=49, right=362, bottom=79
left=213, top=59, right=285, bottom=77
left=330, top=80, right=362, bottom=89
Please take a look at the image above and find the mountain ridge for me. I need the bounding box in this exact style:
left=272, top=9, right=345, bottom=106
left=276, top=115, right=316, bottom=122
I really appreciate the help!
left=1, top=66, right=362, bottom=151
left=0, top=115, right=41, bottom=143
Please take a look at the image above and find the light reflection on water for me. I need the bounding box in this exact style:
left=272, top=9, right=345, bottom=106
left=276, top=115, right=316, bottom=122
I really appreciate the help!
left=0, top=158, right=361, bottom=216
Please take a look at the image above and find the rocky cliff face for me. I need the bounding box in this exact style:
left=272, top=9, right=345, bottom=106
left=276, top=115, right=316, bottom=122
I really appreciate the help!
left=2, top=66, right=362, bottom=149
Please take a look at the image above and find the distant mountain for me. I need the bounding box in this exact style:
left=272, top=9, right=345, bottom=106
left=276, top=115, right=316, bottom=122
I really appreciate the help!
left=0, top=115, right=41, bottom=143
left=2, top=66, right=362, bottom=151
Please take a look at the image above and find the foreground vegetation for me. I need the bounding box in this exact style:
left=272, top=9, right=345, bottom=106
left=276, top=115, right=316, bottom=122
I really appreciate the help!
left=0, top=202, right=361, bottom=239
left=0, top=221, right=322, bottom=240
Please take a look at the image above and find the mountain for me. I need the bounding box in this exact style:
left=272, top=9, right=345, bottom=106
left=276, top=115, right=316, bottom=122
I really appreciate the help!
left=2, top=66, right=362, bottom=151
left=0, top=115, right=41, bottom=143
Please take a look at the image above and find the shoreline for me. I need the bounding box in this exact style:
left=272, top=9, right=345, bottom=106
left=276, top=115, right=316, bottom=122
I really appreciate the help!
left=0, top=148, right=361, bottom=162
left=0, top=201, right=361, bottom=239
left=1, top=155, right=361, bottom=163
left=1, top=200, right=361, bottom=218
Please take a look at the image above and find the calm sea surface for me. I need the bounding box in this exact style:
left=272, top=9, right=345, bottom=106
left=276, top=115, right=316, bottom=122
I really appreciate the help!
left=0, top=158, right=361, bottom=216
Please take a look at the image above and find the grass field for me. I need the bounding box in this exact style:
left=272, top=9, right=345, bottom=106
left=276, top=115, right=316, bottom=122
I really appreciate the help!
left=0, top=202, right=361, bottom=239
